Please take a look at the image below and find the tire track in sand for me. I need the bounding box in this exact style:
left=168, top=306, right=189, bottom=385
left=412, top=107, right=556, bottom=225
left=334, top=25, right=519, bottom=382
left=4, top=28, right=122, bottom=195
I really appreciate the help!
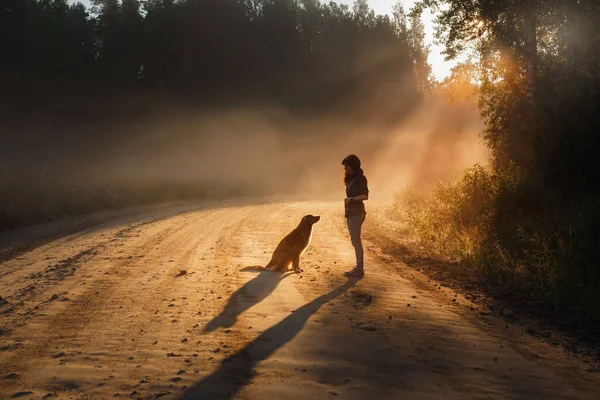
left=0, top=204, right=253, bottom=397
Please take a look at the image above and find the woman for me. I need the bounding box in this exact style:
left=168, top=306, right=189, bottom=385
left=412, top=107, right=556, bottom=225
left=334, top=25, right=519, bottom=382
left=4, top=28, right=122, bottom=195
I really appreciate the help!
left=342, top=154, right=369, bottom=278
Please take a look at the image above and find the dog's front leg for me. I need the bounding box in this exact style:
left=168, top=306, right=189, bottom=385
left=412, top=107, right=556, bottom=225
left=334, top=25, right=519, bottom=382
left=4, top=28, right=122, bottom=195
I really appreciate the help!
left=292, top=255, right=302, bottom=273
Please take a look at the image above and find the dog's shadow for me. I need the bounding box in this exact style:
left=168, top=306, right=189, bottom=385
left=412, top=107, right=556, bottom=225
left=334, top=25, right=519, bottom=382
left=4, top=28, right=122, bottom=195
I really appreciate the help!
left=202, top=269, right=293, bottom=333
left=181, top=279, right=356, bottom=400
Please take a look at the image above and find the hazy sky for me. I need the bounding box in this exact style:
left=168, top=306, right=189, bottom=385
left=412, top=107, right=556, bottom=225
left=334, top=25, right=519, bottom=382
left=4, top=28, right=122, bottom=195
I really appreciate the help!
left=71, top=0, right=456, bottom=81
left=337, top=0, right=456, bottom=81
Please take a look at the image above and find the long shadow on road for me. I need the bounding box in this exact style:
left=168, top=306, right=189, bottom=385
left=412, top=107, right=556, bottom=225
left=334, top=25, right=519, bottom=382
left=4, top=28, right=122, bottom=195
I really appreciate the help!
left=202, top=270, right=294, bottom=333
left=181, top=279, right=356, bottom=400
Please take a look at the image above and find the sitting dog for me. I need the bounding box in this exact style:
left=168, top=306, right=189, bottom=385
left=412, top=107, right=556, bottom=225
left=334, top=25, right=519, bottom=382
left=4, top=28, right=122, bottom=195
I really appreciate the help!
left=240, top=214, right=321, bottom=273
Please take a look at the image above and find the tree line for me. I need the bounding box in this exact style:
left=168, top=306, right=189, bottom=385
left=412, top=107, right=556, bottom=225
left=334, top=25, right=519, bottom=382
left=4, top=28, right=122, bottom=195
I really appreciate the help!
left=0, top=0, right=432, bottom=230
left=1, top=0, right=431, bottom=114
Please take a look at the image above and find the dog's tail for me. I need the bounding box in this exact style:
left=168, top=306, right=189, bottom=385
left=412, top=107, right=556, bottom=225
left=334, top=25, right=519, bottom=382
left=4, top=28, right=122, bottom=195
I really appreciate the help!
left=239, top=260, right=274, bottom=272
left=239, top=265, right=268, bottom=272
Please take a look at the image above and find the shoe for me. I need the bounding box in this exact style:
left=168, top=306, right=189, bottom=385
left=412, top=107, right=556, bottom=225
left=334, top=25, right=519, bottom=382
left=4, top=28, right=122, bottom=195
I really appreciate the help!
left=344, top=268, right=364, bottom=278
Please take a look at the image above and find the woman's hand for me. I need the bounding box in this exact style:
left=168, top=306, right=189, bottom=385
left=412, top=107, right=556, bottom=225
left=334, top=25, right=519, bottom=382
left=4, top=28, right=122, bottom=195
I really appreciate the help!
left=345, top=195, right=368, bottom=205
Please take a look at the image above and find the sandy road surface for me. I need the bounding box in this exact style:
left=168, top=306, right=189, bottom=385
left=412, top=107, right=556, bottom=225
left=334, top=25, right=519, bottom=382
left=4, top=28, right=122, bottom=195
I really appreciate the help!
left=1, top=198, right=599, bottom=399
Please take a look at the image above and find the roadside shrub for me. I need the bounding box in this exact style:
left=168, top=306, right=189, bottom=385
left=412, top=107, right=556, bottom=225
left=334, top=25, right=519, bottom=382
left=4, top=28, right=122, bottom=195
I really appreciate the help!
left=395, top=164, right=600, bottom=323
left=395, top=163, right=497, bottom=261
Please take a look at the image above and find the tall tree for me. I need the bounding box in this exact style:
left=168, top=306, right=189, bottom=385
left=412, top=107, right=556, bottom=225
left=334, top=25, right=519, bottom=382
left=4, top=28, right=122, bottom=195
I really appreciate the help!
left=392, top=1, right=408, bottom=41
left=408, top=12, right=431, bottom=88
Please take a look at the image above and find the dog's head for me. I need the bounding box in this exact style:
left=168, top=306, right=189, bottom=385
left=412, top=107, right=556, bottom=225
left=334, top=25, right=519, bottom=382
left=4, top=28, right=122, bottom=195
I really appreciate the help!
left=301, top=214, right=321, bottom=225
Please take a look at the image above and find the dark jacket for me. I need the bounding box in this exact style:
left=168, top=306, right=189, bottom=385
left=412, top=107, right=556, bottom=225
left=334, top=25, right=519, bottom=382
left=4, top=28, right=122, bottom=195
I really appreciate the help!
left=345, top=171, right=369, bottom=217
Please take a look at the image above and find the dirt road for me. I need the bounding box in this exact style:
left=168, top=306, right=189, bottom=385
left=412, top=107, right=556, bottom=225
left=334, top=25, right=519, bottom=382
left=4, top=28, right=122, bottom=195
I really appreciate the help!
left=1, top=198, right=599, bottom=399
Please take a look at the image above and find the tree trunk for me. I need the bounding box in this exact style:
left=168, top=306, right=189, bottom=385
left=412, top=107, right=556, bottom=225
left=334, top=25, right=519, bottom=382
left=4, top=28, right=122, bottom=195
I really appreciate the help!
left=524, top=2, right=537, bottom=107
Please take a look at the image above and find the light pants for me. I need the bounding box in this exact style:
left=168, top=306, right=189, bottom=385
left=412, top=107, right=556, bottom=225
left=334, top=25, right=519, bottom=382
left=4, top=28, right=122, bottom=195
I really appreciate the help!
left=346, top=214, right=366, bottom=271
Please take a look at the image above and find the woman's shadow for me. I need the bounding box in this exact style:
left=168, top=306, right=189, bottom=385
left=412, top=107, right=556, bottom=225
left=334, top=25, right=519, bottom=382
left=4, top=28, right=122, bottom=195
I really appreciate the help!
left=202, top=268, right=294, bottom=334
left=182, top=278, right=356, bottom=400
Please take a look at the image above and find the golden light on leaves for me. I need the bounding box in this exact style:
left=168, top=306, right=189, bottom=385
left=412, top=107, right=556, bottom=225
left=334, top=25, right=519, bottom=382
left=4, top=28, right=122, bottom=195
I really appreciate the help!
left=441, top=62, right=480, bottom=104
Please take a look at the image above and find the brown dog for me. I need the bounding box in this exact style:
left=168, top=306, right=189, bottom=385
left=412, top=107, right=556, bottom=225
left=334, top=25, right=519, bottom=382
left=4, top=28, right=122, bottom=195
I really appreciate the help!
left=240, top=214, right=321, bottom=273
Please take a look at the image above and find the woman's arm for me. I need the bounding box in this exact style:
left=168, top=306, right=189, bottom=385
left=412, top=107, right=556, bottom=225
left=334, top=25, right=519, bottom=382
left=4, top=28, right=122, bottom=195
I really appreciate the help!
left=345, top=194, right=368, bottom=205
left=350, top=194, right=368, bottom=202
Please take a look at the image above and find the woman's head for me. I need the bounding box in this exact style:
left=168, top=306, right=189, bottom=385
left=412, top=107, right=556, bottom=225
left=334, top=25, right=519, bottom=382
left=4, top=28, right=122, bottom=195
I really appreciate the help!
left=342, top=154, right=361, bottom=173
left=342, top=154, right=362, bottom=185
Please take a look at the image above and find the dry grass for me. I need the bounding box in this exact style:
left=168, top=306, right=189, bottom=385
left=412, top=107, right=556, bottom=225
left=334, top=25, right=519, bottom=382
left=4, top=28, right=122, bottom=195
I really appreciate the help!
left=385, top=163, right=600, bottom=326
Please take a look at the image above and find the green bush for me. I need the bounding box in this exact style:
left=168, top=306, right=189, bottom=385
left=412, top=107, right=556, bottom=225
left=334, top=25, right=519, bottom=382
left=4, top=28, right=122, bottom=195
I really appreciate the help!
left=395, top=163, right=497, bottom=261
left=395, top=164, right=600, bottom=323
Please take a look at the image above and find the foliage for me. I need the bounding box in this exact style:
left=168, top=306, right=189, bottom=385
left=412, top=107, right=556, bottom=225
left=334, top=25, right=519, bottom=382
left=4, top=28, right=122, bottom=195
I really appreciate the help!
left=403, top=0, right=600, bottom=322
left=0, top=0, right=431, bottom=110
left=396, top=163, right=498, bottom=262
left=397, top=164, right=600, bottom=321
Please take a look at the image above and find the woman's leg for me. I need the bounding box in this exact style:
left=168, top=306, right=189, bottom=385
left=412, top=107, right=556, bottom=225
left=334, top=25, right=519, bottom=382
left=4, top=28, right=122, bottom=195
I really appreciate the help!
left=346, top=214, right=366, bottom=271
